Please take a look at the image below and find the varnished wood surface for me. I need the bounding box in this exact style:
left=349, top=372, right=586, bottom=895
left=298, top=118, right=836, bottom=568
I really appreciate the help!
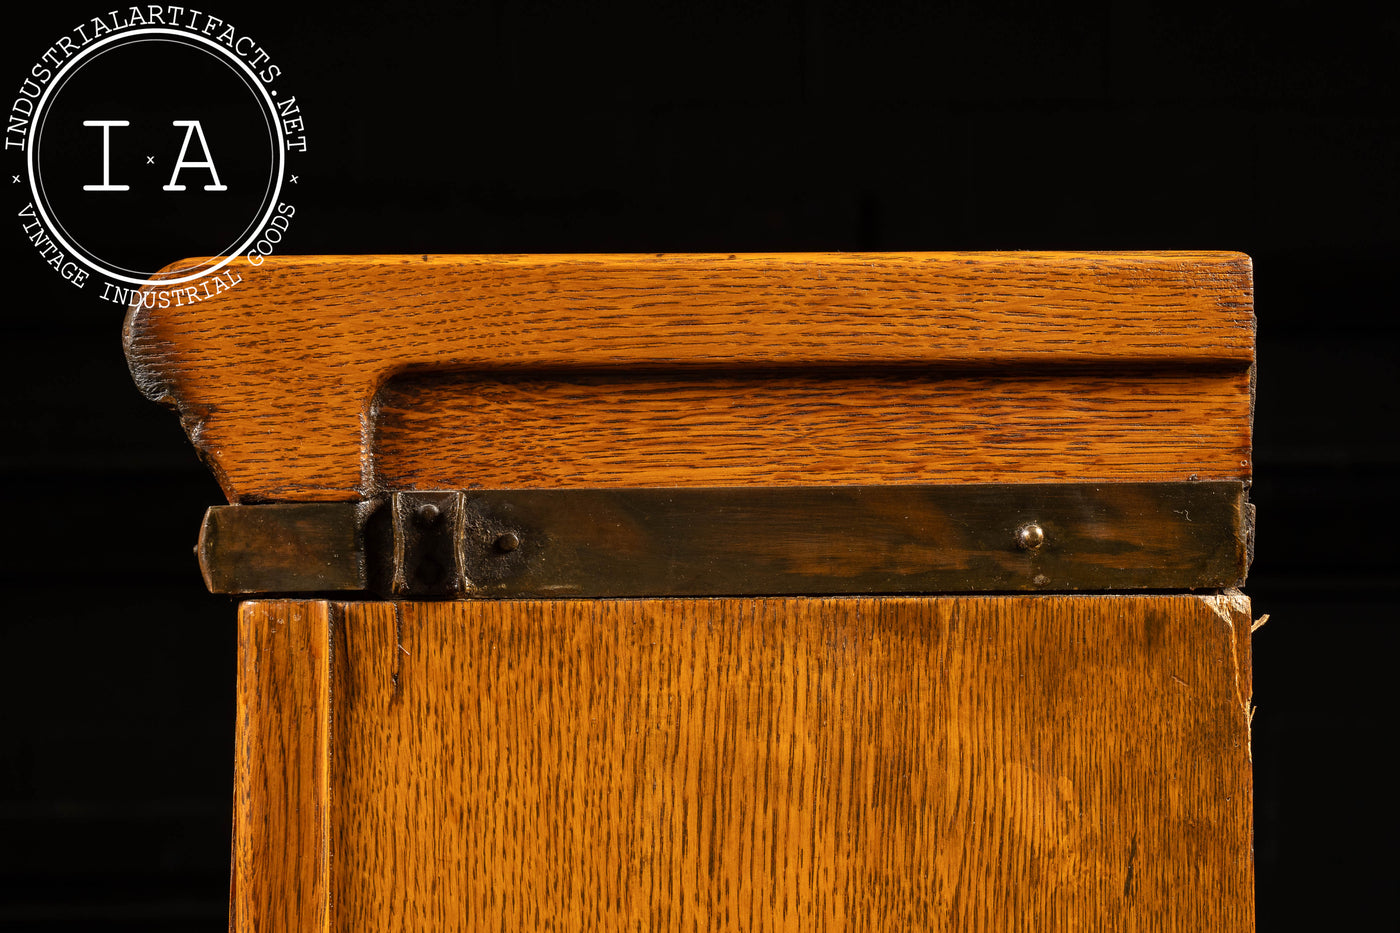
left=233, top=601, right=329, bottom=933
left=125, top=253, right=1254, bottom=502
left=376, top=368, right=1251, bottom=490
left=233, top=594, right=1255, bottom=932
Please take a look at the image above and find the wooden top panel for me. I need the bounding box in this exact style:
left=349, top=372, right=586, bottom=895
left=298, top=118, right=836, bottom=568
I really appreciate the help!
left=124, top=253, right=1254, bottom=502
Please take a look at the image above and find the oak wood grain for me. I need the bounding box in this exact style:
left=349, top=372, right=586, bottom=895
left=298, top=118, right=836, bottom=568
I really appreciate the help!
left=375, top=367, right=1251, bottom=490
left=125, top=253, right=1254, bottom=502
left=232, top=601, right=330, bottom=933
left=236, top=594, right=1255, bottom=932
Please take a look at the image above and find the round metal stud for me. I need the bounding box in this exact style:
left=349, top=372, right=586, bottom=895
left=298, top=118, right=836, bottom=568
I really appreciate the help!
left=1016, top=522, right=1046, bottom=551
left=495, top=532, right=521, bottom=553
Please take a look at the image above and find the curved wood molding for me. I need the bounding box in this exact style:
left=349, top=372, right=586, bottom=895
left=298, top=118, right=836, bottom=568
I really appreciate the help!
left=124, top=253, right=1254, bottom=502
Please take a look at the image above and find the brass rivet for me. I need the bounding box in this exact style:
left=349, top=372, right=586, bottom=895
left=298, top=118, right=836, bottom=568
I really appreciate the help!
left=415, top=503, right=441, bottom=525
left=495, top=532, right=521, bottom=553
left=1016, top=523, right=1046, bottom=551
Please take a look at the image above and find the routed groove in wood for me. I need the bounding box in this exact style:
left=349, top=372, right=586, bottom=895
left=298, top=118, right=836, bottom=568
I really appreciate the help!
left=124, top=252, right=1255, bottom=502
left=232, top=595, right=1255, bottom=932
left=373, top=367, right=1253, bottom=492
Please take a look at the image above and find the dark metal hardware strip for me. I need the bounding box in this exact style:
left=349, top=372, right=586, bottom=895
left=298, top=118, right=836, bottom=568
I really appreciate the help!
left=197, top=482, right=1247, bottom=597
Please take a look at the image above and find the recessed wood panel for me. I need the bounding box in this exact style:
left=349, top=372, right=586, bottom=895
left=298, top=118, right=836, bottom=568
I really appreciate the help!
left=374, top=368, right=1252, bottom=489
left=234, top=594, right=1255, bottom=931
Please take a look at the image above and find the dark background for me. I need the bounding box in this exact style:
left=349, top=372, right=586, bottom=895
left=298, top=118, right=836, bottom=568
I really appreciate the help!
left=2, top=1, right=1396, bottom=929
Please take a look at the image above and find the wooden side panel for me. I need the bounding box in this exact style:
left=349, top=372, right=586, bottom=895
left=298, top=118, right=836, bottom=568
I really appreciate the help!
left=374, top=368, right=1252, bottom=489
left=233, top=601, right=330, bottom=933
left=325, top=595, right=1254, bottom=931
left=124, top=252, right=1255, bottom=501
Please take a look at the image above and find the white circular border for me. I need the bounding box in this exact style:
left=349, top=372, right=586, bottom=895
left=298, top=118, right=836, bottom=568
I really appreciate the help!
left=25, top=26, right=287, bottom=287
left=33, top=36, right=278, bottom=280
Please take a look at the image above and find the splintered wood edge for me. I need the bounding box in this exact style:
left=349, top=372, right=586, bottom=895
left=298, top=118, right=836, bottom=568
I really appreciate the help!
left=123, top=252, right=1255, bottom=502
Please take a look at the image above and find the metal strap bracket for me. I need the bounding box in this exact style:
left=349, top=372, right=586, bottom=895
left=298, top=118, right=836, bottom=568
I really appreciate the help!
left=197, top=482, right=1248, bottom=598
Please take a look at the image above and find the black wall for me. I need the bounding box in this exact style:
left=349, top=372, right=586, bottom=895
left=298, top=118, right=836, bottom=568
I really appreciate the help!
left=3, top=1, right=1396, bottom=929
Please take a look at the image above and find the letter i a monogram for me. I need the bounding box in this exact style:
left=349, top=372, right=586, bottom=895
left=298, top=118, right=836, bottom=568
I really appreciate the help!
left=82, top=120, right=131, bottom=191
left=81, top=119, right=228, bottom=192
left=22, top=19, right=301, bottom=292
left=164, top=120, right=227, bottom=191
